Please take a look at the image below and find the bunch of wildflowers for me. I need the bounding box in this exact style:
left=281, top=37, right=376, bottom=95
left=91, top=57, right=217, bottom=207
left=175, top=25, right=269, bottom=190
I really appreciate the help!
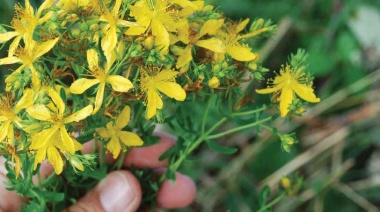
left=0, top=0, right=319, bottom=210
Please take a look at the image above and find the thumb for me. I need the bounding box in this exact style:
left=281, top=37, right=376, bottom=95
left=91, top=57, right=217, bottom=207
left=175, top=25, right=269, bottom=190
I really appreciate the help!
left=65, top=171, right=142, bottom=212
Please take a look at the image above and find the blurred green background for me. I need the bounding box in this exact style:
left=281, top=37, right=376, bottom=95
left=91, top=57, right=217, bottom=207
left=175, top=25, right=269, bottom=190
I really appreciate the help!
left=1, top=0, right=380, bottom=211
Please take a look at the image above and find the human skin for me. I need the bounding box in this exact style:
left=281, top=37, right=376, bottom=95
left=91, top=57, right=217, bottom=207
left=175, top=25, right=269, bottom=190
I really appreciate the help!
left=0, top=132, right=196, bottom=211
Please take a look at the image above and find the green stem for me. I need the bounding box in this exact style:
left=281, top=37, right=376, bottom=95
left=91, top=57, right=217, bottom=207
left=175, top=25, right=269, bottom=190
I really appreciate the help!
left=257, top=193, right=286, bottom=212
left=202, top=96, right=215, bottom=135
left=160, top=115, right=272, bottom=183
left=206, top=116, right=272, bottom=140
left=231, top=105, right=269, bottom=117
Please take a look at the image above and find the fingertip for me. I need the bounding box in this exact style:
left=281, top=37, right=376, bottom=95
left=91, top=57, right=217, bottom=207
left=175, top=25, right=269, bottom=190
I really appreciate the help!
left=65, top=170, right=142, bottom=212
left=157, top=172, right=196, bottom=209
left=125, top=132, right=176, bottom=168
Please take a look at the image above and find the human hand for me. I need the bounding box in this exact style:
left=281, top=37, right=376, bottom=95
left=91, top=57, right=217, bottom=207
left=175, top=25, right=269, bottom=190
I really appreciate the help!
left=0, top=132, right=196, bottom=211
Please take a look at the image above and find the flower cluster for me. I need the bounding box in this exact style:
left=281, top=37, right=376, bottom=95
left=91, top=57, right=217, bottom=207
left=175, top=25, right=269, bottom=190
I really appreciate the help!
left=0, top=0, right=319, bottom=209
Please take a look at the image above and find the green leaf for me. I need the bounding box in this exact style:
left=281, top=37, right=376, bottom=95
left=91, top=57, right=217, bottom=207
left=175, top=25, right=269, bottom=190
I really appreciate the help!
left=40, top=190, right=65, bottom=203
left=206, top=140, right=238, bottom=154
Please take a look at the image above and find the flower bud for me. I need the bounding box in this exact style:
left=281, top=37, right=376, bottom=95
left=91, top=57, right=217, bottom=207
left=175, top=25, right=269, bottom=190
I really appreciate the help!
left=208, top=76, right=220, bottom=88
left=248, top=62, right=258, bottom=71
left=144, top=36, right=155, bottom=50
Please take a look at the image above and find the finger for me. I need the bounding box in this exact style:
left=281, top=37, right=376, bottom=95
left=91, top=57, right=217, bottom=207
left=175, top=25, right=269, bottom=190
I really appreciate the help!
left=0, top=157, right=26, bottom=211
left=157, top=172, right=196, bottom=209
left=124, top=131, right=176, bottom=169
left=65, top=170, right=142, bottom=212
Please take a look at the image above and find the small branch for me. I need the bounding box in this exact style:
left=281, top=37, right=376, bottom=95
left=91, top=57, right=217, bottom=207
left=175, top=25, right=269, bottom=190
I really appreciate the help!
left=335, top=182, right=379, bottom=212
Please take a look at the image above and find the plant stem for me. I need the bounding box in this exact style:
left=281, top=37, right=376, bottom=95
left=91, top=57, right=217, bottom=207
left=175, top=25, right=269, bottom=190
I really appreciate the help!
left=160, top=115, right=272, bottom=183
left=206, top=116, right=272, bottom=140
left=231, top=105, right=269, bottom=117
left=257, top=193, right=286, bottom=212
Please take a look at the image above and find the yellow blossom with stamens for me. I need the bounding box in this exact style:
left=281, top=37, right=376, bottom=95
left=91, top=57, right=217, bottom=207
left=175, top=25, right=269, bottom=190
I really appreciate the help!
left=126, top=0, right=199, bottom=54
left=70, top=49, right=134, bottom=114
left=140, top=67, right=186, bottom=119
left=1, top=37, right=59, bottom=89
left=96, top=105, right=143, bottom=159
left=197, top=18, right=268, bottom=62
left=26, top=89, right=93, bottom=174
left=0, top=0, right=55, bottom=56
left=173, top=18, right=224, bottom=69
left=99, top=0, right=138, bottom=54
left=256, top=65, right=320, bottom=117
left=0, top=89, right=33, bottom=144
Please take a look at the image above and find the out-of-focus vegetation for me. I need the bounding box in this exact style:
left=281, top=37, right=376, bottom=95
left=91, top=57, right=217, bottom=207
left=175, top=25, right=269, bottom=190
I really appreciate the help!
left=1, top=0, right=380, bottom=211
left=182, top=0, right=380, bottom=211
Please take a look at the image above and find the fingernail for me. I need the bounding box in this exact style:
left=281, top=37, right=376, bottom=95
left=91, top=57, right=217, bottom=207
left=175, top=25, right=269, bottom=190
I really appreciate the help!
left=98, top=172, right=136, bottom=211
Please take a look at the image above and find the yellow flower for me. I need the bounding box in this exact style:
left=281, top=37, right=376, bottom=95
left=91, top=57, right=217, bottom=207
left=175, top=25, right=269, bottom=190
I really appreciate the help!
left=126, top=0, right=199, bottom=54
left=70, top=49, right=134, bottom=114
left=198, top=18, right=268, bottom=62
left=256, top=65, right=320, bottom=117
left=140, top=67, right=186, bottom=119
left=0, top=0, right=55, bottom=56
left=96, top=105, right=143, bottom=159
left=99, top=0, right=137, bottom=54
left=1, top=37, right=59, bottom=89
left=6, top=144, right=22, bottom=179
left=173, top=19, right=224, bottom=69
left=26, top=89, right=93, bottom=174
left=0, top=89, right=34, bottom=144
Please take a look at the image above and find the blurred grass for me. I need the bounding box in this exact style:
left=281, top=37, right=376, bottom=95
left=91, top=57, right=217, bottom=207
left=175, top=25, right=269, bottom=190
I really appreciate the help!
left=1, top=0, right=380, bottom=211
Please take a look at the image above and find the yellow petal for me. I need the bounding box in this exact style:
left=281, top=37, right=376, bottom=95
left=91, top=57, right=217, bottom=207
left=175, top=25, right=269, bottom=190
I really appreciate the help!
left=34, top=147, right=47, bottom=170
left=49, top=89, right=65, bottom=115
left=292, top=83, right=320, bottom=103
left=256, top=84, right=282, bottom=94
left=15, top=88, right=34, bottom=113
left=118, top=131, right=143, bottom=146
left=107, top=75, right=133, bottom=92
left=226, top=45, right=258, bottom=61
left=93, top=82, right=105, bottom=114
left=34, top=38, right=59, bottom=60
left=7, top=124, right=14, bottom=144
left=0, top=121, right=10, bottom=142
left=30, top=127, right=57, bottom=150
left=112, top=0, right=122, bottom=15
left=198, top=19, right=224, bottom=37
left=156, top=81, right=186, bottom=101
left=27, top=105, right=52, bottom=121
left=8, top=36, right=22, bottom=56
left=101, top=26, right=117, bottom=54
left=176, top=45, right=193, bottom=68
left=117, top=20, right=139, bottom=27
left=25, top=0, right=34, bottom=15
left=47, top=146, right=64, bottom=174
left=60, top=127, right=75, bottom=154
left=87, top=49, right=99, bottom=71
left=73, top=138, right=83, bottom=151
left=151, top=19, right=169, bottom=54
left=0, top=56, right=22, bottom=65
left=13, top=153, right=22, bottom=179
left=38, top=11, right=54, bottom=24
left=96, top=127, right=111, bottom=139
left=116, top=105, right=131, bottom=129
left=146, top=87, right=163, bottom=119
left=279, top=87, right=294, bottom=117
left=70, top=78, right=100, bottom=94
left=154, top=69, right=179, bottom=82
left=0, top=31, right=19, bottom=43
left=195, top=38, right=225, bottom=53
left=235, top=18, right=250, bottom=33
left=37, top=0, right=55, bottom=16
left=107, top=136, right=121, bottom=159
left=64, top=105, right=93, bottom=123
